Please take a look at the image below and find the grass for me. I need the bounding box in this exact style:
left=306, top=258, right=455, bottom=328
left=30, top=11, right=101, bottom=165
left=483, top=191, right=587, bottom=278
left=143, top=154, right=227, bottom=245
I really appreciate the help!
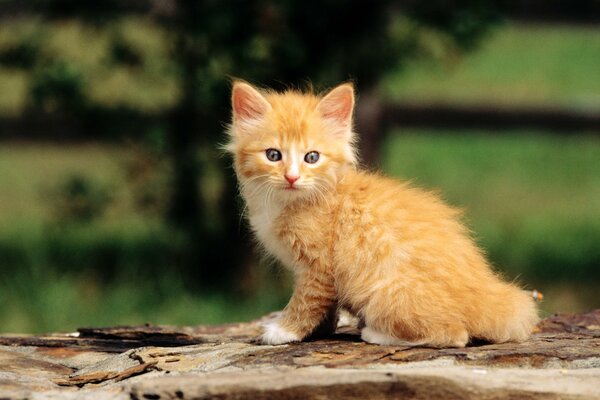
left=0, top=269, right=290, bottom=333
left=381, top=131, right=600, bottom=224
left=382, top=130, right=600, bottom=273
left=0, top=134, right=599, bottom=332
left=380, top=131, right=600, bottom=315
left=0, top=142, right=129, bottom=222
left=381, top=23, right=600, bottom=110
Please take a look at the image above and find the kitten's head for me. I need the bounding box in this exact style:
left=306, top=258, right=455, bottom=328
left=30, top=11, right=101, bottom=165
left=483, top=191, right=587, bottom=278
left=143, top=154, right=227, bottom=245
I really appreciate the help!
left=226, top=82, right=357, bottom=204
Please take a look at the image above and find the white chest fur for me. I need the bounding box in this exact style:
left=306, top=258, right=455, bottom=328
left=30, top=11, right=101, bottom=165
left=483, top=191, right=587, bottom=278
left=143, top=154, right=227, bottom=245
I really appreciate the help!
left=245, top=191, right=295, bottom=268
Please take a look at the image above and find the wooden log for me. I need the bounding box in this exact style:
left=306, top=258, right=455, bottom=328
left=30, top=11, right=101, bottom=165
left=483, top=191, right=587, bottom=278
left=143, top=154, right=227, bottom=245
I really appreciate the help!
left=0, top=309, right=599, bottom=399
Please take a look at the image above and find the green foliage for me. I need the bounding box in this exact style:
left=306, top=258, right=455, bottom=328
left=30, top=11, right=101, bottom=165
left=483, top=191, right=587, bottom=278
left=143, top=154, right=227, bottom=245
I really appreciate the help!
left=30, top=61, right=86, bottom=114
left=0, top=2, right=500, bottom=123
left=0, top=32, right=40, bottom=69
left=3, top=22, right=597, bottom=116
left=49, top=175, right=113, bottom=223
left=108, top=32, right=144, bottom=68
left=406, top=0, right=500, bottom=50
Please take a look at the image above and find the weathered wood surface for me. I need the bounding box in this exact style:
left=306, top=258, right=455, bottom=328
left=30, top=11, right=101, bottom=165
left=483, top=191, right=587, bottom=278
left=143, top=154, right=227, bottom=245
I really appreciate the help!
left=1, top=310, right=599, bottom=399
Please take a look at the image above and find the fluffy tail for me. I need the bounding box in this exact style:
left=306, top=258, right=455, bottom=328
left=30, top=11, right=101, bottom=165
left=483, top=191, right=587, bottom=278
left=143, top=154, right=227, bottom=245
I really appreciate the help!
left=471, top=283, right=540, bottom=343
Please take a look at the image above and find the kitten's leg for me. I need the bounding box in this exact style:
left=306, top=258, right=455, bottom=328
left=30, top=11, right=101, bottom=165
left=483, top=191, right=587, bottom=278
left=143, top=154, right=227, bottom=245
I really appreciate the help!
left=262, top=270, right=336, bottom=345
left=308, top=306, right=338, bottom=339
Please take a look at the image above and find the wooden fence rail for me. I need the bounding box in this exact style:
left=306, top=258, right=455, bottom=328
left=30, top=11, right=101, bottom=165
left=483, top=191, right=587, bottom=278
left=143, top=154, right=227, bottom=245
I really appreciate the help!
left=0, top=102, right=597, bottom=142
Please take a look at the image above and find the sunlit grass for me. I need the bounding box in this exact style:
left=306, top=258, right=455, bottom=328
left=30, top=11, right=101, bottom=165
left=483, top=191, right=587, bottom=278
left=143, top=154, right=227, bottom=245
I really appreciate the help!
left=381, top=130, right=600, bottom=222
left=0, top=142, right=130, bottom=221
left=382, top=23, right=600, bottom=109
left=381, top=130, right=600, bottom=316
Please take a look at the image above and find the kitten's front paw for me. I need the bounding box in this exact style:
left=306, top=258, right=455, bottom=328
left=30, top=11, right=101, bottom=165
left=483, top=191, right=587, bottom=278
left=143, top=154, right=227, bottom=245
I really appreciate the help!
left=262, top=322, right=300, bottom=345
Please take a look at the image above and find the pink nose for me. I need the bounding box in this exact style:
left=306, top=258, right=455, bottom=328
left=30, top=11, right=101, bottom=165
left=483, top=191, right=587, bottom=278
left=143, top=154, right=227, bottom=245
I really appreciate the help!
left=285, top=174, right=299, bottom=185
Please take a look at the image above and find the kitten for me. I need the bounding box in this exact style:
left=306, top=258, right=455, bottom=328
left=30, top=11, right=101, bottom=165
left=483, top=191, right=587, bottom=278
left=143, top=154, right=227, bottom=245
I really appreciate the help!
left=226, top=81, right=539, bottom=347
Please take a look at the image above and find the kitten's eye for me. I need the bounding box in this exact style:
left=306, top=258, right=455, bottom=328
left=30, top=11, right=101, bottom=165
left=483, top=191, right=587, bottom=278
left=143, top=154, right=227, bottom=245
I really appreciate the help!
left=265, top=148, right=282, bottom=162
left=304, top=151, right=320, bottom=164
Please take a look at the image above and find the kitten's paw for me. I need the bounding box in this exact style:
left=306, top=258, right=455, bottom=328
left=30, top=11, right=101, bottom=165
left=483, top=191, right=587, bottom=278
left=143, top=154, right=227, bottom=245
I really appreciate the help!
left=337, top=309, right=360, bottom=328
left=443, top=327, right=469, bottom=348
left=361, top=326, right=422, bottom=347
left=262, top=322, right=301, bottom=345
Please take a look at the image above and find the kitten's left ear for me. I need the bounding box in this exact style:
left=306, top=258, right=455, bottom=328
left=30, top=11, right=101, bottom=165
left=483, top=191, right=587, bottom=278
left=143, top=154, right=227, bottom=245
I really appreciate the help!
left=317, top=83, right=355, bottom=138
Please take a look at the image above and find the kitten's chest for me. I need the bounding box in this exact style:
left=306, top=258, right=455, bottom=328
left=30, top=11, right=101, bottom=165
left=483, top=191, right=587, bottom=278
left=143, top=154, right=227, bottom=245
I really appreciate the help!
left=249, top=204, right=296, bottom=267
left=249, top=201, right=330, bottom=269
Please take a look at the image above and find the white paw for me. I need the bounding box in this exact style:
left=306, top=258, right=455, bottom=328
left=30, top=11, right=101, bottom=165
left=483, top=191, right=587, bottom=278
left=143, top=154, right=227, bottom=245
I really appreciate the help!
left=361, top=326, right=422, bottom=346
left=337, top=309, right=360, bottom=328
left=261, top=322, right=301, bottom=345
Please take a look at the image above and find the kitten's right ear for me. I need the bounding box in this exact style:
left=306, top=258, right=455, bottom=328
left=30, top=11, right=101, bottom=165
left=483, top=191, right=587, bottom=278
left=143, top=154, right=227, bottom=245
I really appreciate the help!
left=231, top=82, right=271, bottom=130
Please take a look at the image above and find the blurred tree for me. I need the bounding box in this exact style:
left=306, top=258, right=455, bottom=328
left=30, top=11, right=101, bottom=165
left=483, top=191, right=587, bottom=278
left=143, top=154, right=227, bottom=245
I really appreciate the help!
left=30, top=61, right=86, bottom=115
left=156, top=0, right=500, bottom=289
left=0, top=0, right=500, bottom=289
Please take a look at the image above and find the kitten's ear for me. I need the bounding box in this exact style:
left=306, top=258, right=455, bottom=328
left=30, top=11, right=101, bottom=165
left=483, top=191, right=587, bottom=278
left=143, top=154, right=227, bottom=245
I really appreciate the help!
left=317, top=84, right=355, bottom=138
left=231, top=82, right=271, bottom=130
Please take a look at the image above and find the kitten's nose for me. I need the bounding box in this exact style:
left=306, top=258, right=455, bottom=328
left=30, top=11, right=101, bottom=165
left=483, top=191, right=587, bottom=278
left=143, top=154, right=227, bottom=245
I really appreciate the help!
left=285, top=174, right=300, bottom=185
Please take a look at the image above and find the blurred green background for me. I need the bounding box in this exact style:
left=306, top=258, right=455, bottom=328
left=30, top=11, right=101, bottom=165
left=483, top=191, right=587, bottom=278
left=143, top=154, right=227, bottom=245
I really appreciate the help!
left=0, top=1, right=598, bottom=333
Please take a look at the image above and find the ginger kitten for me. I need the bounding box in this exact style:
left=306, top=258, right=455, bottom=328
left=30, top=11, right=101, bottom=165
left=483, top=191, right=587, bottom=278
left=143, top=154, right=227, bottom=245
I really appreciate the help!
left=226, top=81, right=539, bottom=348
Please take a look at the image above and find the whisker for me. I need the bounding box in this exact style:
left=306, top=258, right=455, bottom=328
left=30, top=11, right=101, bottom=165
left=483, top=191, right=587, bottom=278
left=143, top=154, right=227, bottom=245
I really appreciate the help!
left=244, top=178, right=272, bottom=200
left=310, top=178, right=334, bottom=208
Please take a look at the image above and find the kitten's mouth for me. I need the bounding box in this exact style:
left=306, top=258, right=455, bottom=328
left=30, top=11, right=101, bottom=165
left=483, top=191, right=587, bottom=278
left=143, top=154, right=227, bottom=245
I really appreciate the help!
left=283, top=183, right=301, bottom=191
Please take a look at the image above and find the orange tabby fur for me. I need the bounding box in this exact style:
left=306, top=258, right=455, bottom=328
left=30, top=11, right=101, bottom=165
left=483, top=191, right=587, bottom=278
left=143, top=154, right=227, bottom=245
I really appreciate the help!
left=226, top=81, right=539, bottom=347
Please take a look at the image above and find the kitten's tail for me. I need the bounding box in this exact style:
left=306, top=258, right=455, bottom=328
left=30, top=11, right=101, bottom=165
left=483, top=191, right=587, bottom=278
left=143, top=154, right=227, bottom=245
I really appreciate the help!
left=473, top=283, right=540, bottom=343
